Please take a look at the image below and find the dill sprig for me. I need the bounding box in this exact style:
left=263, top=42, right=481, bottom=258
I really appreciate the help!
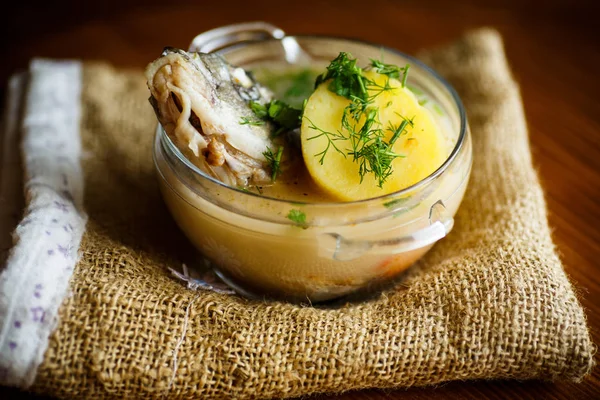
left=315, top=52, right=368, bottom=100
left=263, top=146, right=284, bottom=181
left=239, top=116, right=265, bottom=126
left=370, top=59, right=410, bottom=88
left=388, top=119, right=410, bottom=146
left=309, top=52, right=413, bottom=187
left=305, top=117, right=347, bottom=165
left=346, top=114, right=410, bottom=187
left=401, top=64, right=410, bottom=88
left=370, top=59, right=401, bottom=79
left=352, top=136, right=404, bottom=186
left=394, top=112, right=415, bottom=127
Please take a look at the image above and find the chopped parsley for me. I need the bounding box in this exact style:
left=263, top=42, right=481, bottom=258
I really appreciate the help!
left=286, top=209, right=308, bottom=228
left=249, top=101, right=268, bottom=119
left=249, top=100, right=302, bottom=136
left=268, top=100, right=302, bottom=131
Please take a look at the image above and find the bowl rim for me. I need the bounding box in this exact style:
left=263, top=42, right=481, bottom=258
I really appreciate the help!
left=158, top=34, right=468, bottom=207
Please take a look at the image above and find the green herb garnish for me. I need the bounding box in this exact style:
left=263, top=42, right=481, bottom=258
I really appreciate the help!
left=407, top=84, right=424, bottom=96
left=284, top=69, right=315, bottom=99
left=388, top=119, right=410, bottom=146
left=253, top=68, right=317, bottom=107
left=370, top=59, right=410, bottom=87
left=401, top=64, right=410, bottom=87
left=268, top=100, right=302, bottom=131
left=249, top=101, right=269, bottom=119
left=309, top=53, right=413, bottom=187
left=249, top=100, right=302, bottom=136
left=315, top=52, right=367, bottom=100
left=393, top=203, right=419, bottom=218
left=239, top=116, right=265, bottom=126
left=383, top=196, right=418, bottom=217
left=287, top=209, right=308, bottom=228
left=305, top=117, right=346, bottom=165
left=383, top=196, right=410, bottom=208
left=370, top=59, right=400, bottom=79
left=263, top=146, right=284, bottom=181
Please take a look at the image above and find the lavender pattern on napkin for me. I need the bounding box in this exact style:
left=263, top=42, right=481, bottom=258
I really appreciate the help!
left=0, top=60, right=87, bottom=387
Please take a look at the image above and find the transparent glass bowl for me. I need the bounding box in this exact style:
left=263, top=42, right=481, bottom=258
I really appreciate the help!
left=153, top=22, right=472, bottom=303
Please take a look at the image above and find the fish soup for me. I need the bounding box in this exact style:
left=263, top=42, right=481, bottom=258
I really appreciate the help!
left=149, top=45, right=471, bottom=302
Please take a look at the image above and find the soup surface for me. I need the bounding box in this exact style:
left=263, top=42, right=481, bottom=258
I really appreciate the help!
left=240, top=64, right=455, bottom=203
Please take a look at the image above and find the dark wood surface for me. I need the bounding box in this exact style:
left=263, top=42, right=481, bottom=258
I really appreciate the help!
left=0, top=0, right=598, bottom=399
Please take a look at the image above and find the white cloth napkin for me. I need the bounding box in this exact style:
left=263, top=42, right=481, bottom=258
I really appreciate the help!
left=0, top=60, right=87, bottom=386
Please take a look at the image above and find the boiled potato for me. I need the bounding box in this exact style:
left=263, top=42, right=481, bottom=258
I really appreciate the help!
left=301, top=71, right=447, bottom=201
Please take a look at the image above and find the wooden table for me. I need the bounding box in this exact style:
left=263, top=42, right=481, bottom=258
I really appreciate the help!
left=1, top=0, right=598, bottom=398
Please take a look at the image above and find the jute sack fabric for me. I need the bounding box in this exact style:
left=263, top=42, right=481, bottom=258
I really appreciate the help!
left=31, top=29, right=594, bottom=399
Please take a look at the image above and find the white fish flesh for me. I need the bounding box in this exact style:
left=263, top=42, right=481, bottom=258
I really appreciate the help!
left=146, top=47, right=280, bottom=186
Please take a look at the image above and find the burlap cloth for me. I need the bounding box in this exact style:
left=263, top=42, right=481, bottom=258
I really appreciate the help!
left=30, top=29, right=594, bottom=399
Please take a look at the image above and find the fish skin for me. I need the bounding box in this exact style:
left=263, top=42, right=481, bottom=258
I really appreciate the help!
left=146, top=47, right=277, bottom=186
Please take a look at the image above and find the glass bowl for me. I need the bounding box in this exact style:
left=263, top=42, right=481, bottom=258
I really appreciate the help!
left=153, top=22, right=472, bottom=303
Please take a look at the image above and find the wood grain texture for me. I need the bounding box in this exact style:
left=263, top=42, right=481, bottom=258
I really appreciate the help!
left=0, top=0, right=598, bottom=398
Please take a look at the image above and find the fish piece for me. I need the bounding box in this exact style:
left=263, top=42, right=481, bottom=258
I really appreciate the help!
left=145, top=47, right=280, bottom=186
